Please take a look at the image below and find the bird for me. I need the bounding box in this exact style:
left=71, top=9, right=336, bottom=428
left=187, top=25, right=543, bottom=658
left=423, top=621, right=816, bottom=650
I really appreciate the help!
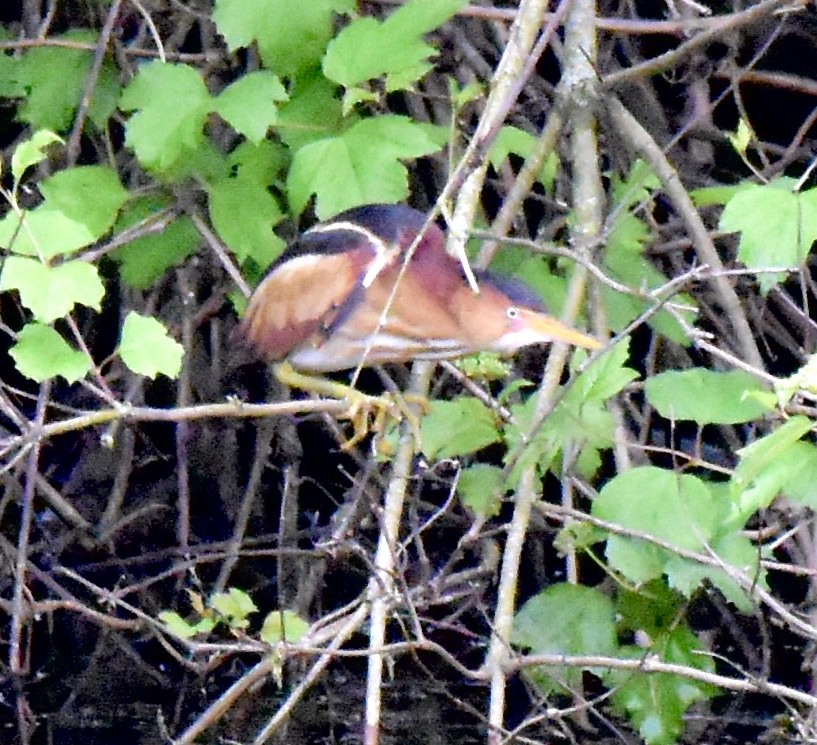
left=240, top=204, right=602, bottom=445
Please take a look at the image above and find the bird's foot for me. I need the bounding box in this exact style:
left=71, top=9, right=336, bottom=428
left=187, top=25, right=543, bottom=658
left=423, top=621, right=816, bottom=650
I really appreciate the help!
left=340, top=390, right=398, bottom=450
left=273, top=362, right=425, bottom=451
left=340, top=390, right=426, bottom=451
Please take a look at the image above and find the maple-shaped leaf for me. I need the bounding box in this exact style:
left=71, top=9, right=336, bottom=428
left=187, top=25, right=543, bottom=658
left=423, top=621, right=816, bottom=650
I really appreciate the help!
left=213, top=71, right=288, bottom=144
left=213, top=0, right=354, bottom=77
left=10, top=323, right=91, bottom=383
left=324, top=0, right=465, bottom=96
left=112, top=196, right=200, bottom=290
left=14, top=31, right=120, bottom=132
left=421, top=398, right=501, bottom=460
left=0, top=256, right=104, bottom=323
left=610, top=627, right=717, bottom=745
left=720, top=179, right=817, bottom=293
left=208, top=141, right=286, bottom=265
left=120, top=62, right=211, bottom=171
left=512, top=584, right=617, bottom=695
left=287, top=115, right=445, bottom=218
left=39, top=166, right=128, bottom=237
left=592, top=467, right=722, bottom=587
left=276, top=70, right=345, bottom=150
left=0, top=205, right=96, bottom=259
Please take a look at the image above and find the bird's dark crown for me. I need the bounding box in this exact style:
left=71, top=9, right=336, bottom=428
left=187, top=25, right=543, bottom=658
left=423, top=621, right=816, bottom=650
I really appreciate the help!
left=328, top=204, right=434, bottom=244
left=476, top=271, right=548, bottom=313
left=274, top=204, right=438, bottom=264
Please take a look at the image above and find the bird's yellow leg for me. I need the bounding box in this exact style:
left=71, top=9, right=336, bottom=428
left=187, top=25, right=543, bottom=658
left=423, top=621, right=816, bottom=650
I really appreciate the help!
left=382, top=393, right=426, bottom=449
left=367, top=393, right=427, bottom=455
left=274, top=361, right=408, bottom=450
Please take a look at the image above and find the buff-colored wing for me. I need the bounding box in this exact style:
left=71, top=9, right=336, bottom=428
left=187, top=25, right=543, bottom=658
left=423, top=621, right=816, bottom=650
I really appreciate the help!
left=240, top=250, right=367, bottom=362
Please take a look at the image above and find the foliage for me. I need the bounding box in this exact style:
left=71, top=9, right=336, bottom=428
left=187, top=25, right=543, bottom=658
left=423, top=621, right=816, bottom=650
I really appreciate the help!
left=160, top=587, right=309, bottom=644
left=645, top=368, right=772, bottom=425
left=719, top=179, right=817, bottom=293
left=513, top=582, right=716, bottom=745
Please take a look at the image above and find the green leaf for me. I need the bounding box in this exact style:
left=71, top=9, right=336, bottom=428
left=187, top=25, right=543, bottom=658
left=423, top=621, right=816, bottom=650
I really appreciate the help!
left=457, top=464, right=504, bottom=517
left=605, top=211, right=696, bottom=344
left=14, top=35, right=93, bottom=131
left=720, top=180, right=817, bottom=293
left=727, top=117, right=753, bottom=156
left=213, top=0, right=355, bottom=76
left=214, top=71, right=288, bottom=144
left=0, top=256, right=104, bottom=322
left=208, top=142, right=286, bottom=265
left=11, top=130, right=63, bottom=183
left=593, top=467, right=721, bottom=550
left=614, top=584, right=718, bottom=740
left=421, top=397, right=501, bottom=460
left=120, top=61, right=212, bottom=171
left=209, top=588, right=258, bottom=629
left=112, top=197, right=200, bottom=289
left=504, top=341, right=636, bottom=482
left=118, top=312, right=184, bottom=379
left=732, top=415, right=812, bottom=494
left=611, top=159, right=661, bottom=209
left=324, top=0, right=465, bottom=99
left=39, top=166, right=128, bottom=237
left=592, top=467, right=721, bottom=585
left=609, top=627, right=716, bottom=745
left=288, top=115, right=445, bottom=218
left=0, top=206, right=97, bottom=259
left=690, top=184, right=746, bottom=207
left=779, top=441, right=817, bottom=508
left=606, top=535, right=666, bottom=585
left=567, top=339, right=639, bottom=404
left=512, top=584, right=617, bottom=694
left=449, top=77, right=483, bottom=110
left=275, top=69, right=345, bottom=150
left=9, top=323, right=91, bottom=383
left=159, top=611, right=199, bottom=640
left=665, top=531, right=762, bottom=611
left=616, top=580, right=684, bottom=637
left=260, top=609, right=310, bottom=644
left=488, top=126, right=534, bottom=171
left=489, top=126, right=558, bottom=192
left=645, top=368, right=772, bottom=425
left=730, top=418, right=816, bottom=524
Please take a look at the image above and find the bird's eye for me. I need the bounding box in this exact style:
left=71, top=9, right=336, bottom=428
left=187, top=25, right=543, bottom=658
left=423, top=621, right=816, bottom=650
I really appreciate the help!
left=506, top=307, right=521, bottom=320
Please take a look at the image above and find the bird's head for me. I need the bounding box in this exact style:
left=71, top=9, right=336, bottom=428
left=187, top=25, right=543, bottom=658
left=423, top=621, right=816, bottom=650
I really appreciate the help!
left=454, top=272, right=602, bottom=354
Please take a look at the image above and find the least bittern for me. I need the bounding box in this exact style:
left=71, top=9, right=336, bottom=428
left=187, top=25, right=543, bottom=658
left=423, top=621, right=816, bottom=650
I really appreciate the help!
left=240, top=204, right=601, bottom=445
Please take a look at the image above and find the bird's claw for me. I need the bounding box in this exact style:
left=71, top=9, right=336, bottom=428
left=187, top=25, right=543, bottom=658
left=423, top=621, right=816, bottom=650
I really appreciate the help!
left=340, top=391, right=426, bottom=451
left=271, top=362, right=426, bottom=451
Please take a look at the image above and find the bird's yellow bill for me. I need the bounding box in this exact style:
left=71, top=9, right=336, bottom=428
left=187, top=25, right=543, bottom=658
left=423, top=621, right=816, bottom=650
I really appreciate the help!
left=525, top=312, right=603, bottom=350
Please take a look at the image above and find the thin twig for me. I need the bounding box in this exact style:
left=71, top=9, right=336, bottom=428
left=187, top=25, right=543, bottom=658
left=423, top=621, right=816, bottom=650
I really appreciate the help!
left=66, top=0, right=123, bottom=164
